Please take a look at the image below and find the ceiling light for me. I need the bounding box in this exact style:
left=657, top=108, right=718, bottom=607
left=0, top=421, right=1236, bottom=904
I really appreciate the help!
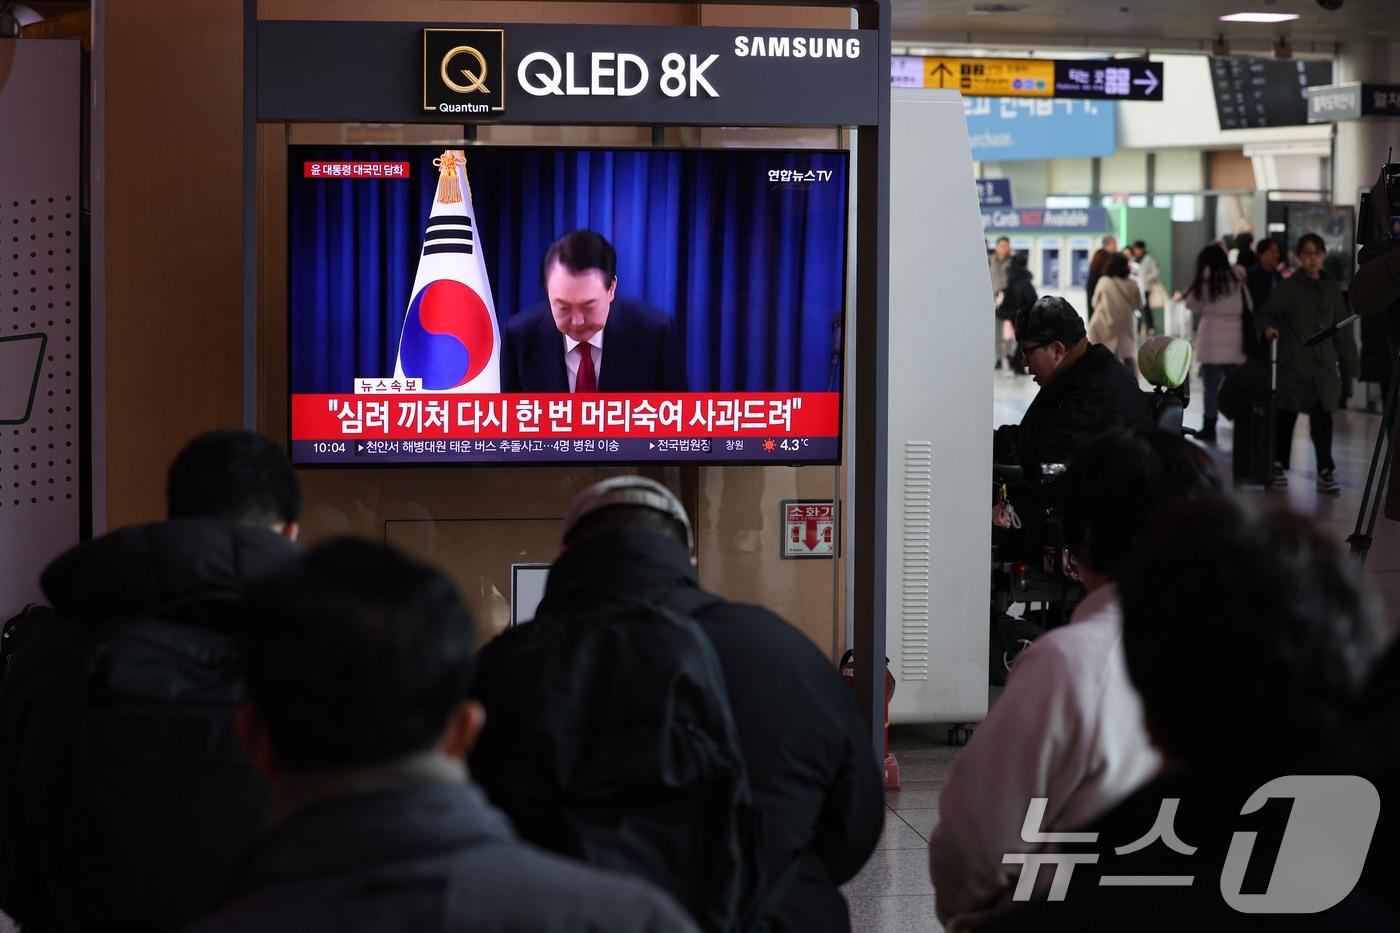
left=1220, top=12, right=1301, bottom=22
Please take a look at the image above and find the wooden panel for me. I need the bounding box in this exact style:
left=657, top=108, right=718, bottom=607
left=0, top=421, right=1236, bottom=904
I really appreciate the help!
left=475, top=125, right=654, bottom=146
left=103, top=0, right=245, bottom=528
left=386, top=518, right=560, bottom=638
left=698, top=4, right=849, bottom=28
left=258, top=0, right=694, bottom=25
left=257, top=123, right=288, bottom=442
left=19, top=10, right=91, bottom=49
left=697, top=465, right=842, bottom=658
left=689, top=6, right=851, bottom=662
left=286, top=123, right=471, bottom=145
left=1209, top=148, right=1256, bottom=191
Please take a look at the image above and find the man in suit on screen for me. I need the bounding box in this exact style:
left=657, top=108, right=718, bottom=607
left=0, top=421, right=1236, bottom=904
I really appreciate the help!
left=502, top=230, right=689, bottom=393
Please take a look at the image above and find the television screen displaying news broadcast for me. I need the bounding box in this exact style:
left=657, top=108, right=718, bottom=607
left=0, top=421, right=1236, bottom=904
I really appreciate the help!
left=287, top=145, right=850, bottom=466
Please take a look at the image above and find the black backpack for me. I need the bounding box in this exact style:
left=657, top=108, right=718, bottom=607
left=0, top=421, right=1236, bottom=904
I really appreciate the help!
left=53, top=617, right=265, bottom=933
left=0, top=604, right=52, bottom=684
left=469, top=589, right=767, bottom=932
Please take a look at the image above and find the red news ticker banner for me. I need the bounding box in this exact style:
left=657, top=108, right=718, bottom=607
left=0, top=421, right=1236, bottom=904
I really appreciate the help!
left=292, top=393, right=840, bottom=440
left=303, top=162, right=411, bottom=178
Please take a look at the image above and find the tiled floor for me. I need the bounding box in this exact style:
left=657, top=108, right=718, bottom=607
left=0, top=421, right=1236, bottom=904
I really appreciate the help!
left=843, top=365, right=1400, bottom=932
left=844, top=731, right=957, bottom=933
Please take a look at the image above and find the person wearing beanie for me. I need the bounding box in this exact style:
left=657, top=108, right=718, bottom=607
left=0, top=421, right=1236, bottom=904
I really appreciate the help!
left=994, top=296, right=1154, bottom=485
left=469, top=477, right=883, bottom=933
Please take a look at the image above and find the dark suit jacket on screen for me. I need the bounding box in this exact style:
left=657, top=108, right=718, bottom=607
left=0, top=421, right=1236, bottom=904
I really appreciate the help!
left=502, top=298, right=689, bottom=393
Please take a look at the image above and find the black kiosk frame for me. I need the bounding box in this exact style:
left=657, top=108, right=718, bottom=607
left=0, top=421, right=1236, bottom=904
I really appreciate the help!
left=243, top=0, right=892, bottom=759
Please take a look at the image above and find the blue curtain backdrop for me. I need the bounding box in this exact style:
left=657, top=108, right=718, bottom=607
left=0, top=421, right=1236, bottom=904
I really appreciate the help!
left=288, top=146, right=849, bottom=394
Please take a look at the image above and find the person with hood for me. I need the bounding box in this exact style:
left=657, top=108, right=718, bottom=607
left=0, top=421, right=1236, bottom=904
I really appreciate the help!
left=470, top=477, right=884, bottom=933
left=996, top=253, right=1038, bottom=373
left=1088, top=252, right=1143, bottom=373
left=0, top=430, right=301, bottom=933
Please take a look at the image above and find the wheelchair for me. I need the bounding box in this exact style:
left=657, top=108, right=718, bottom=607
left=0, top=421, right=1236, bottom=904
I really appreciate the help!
left=989, top=337, right=1193, bottom=686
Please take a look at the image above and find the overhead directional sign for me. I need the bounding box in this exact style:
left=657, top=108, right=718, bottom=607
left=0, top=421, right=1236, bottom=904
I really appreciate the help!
left=1307, top=82, right=1400, bottom=123
left=1053, top=60, right=1161, bottom=101
left=892, top=55, right=1164, bottom=101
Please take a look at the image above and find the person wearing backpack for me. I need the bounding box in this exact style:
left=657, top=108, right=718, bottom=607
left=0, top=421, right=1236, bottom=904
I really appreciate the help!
left=187, top=539, right=696, bottom=933
left=0, top=430, right=302, bottom=933
left=468, top=477, right=884, bottom=933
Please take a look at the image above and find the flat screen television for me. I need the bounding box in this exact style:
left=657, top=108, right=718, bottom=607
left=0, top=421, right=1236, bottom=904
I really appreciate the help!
left=287, top=144, right=850, bottom=466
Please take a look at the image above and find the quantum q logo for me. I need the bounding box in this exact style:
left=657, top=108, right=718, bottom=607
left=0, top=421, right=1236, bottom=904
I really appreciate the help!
left=424, top=28, right=505, bottom=115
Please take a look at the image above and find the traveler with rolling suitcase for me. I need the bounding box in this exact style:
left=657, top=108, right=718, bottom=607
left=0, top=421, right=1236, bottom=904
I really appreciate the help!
left=1219, top=339, right=1277, bottom=488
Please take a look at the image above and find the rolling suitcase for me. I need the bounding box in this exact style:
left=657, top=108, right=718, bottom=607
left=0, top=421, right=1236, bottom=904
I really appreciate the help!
left=1230, top=340, right=1277, bottom=488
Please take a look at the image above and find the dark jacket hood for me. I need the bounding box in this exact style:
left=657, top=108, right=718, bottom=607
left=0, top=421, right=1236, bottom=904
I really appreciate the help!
left=40, top=519, right=299, bottom=630
left=541, top=528, right=697, bottom=607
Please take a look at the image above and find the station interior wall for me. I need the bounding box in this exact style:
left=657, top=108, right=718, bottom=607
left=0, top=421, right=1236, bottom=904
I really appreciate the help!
left=98, top=0, right=857, bottom=658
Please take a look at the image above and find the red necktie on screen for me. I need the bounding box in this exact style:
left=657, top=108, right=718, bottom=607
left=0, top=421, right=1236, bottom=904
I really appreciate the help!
left=575, top=344, right=597, bottom=393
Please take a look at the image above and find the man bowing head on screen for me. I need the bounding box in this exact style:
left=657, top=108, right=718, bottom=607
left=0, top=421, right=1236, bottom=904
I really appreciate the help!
left=502, top=230, right=689, bottom=393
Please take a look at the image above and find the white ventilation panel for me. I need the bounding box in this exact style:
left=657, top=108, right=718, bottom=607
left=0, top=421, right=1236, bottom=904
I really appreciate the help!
left=885, top=89, right=992, bottom=724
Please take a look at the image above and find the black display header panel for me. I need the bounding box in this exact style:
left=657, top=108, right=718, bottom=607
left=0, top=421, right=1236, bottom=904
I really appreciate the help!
left=258, top=21, right=882, bottom=127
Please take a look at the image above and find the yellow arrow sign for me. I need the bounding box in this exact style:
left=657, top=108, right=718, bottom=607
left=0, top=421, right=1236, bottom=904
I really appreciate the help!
left=923, top=57, right=1055, bottom=98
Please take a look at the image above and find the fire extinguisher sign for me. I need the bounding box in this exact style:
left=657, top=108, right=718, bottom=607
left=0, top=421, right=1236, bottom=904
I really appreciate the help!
left=780, top=499, right=838, bottom=559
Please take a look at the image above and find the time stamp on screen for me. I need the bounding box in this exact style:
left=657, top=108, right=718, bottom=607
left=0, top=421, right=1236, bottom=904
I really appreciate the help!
left=305, top=438, right=814, bottom=458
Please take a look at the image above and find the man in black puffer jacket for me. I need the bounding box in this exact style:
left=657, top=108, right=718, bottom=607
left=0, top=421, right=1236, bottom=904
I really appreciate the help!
left=995, top=296, right=1153, bottom=485
left=0, top=430, right=301, bottom=933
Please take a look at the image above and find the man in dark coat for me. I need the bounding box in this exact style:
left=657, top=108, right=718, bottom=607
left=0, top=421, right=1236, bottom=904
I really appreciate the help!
left=471, top=477, right=884, bottom=933
left=994, top=296, right=1154, bottom=484
left=1258, top=233, right=1359, bottom=493
left=0, top=430, right=302, bottom=933
left=502, top=229, right=689, bottom=392
left=189, top=539, right=693, bottom=933
left=997, top=254, right=1037, bottom=373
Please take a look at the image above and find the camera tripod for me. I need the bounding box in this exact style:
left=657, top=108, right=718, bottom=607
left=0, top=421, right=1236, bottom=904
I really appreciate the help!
left=1348, top=337, right=1400, bottom=564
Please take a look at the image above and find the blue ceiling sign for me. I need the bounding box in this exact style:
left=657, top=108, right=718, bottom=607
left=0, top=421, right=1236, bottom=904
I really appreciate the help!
left=964, top=96, right=1116, bottom=162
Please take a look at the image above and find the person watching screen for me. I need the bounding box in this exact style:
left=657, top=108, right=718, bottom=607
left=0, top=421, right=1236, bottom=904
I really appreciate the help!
left=187, top=540, right=697, bottom=933
left=502, top=229, right=689, bottom=393
left=0, top=430, right=302, bottom=933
